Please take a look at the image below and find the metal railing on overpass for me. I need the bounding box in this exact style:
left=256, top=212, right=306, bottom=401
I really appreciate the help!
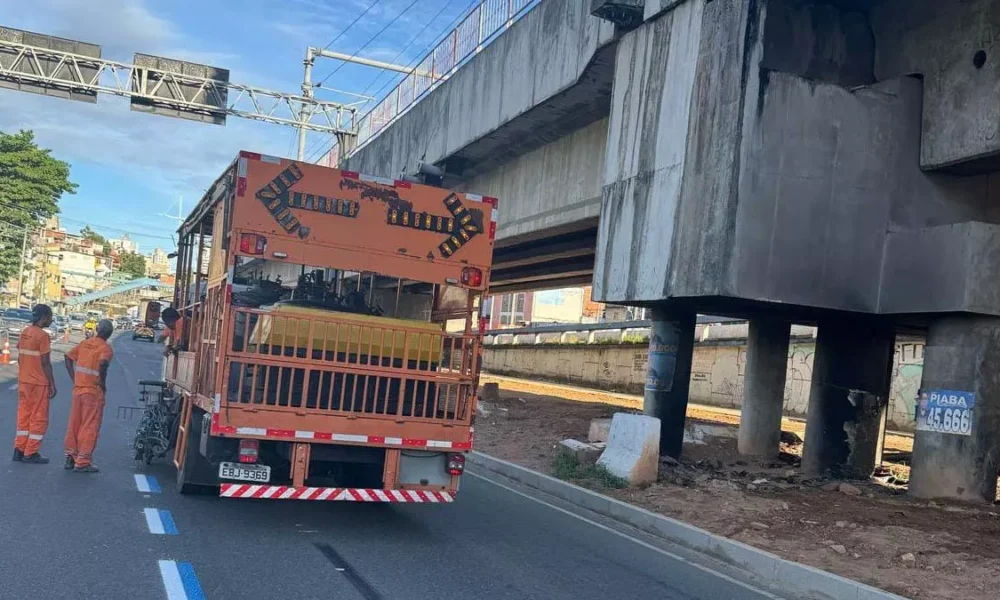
left=339, top=0, right=541, bottom=161
left=484, top=317, right=748, bottom=345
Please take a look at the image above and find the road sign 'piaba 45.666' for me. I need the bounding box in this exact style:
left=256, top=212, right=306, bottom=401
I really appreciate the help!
left=916, top=389, right=975, bottom=436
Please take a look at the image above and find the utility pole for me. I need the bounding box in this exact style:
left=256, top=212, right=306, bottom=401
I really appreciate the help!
left=17, top=227, right=27, bottom=305
left=35, top=234, right=47, bottom=303
left=297, top=48, right=316, bottom=161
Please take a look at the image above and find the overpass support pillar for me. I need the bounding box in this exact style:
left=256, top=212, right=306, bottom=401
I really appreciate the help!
left=910, top=316, right=1000, bottom=502
left=738, top=318, right=791, bottom=459
left=643, top=308, right=696, bottom=459
left=802, top=320, right=894, bottom=478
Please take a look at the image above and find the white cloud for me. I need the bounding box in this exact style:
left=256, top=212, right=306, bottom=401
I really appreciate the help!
left=0, top=0, right=293, bottom=200
left=0, top=0, right=177, bottom=60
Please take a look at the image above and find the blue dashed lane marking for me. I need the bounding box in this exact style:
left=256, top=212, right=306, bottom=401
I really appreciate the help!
left=144, top=508, right=179, bottom=535
left=135, top=474, right=161, bottom=493
left=158, top=560, right=206, bottom=600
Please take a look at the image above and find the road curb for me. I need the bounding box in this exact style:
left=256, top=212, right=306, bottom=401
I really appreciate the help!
left=468, top=451, right=908, bottom=600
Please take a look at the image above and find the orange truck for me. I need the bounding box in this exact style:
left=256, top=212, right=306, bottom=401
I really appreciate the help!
left=163, top=151, right=496, bottom=502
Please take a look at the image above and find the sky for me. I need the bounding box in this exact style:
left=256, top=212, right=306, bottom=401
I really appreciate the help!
left=0, top=0, right=475, bottom=255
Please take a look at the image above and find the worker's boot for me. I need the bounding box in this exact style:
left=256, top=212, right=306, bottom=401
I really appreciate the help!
left=64, top=455, right=75, bottom=470
left=21, top=453, right=50, bottom=464
left=72, top=464, right=99, bottom=473
left=12, top=449, right=23, bottom=462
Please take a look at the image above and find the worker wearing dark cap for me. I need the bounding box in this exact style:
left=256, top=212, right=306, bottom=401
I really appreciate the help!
left=13, top=304, right=57, bottom=464
left=63, top=319, right=114, bottom=473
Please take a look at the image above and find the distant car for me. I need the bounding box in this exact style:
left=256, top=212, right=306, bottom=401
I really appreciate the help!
left=69, top=315, right=86, bottom=331
left=2, top=308, right=34, bottom=338
left=130, top=318, right=142, bottom=329
left=133, top=325, right=155, bottom=342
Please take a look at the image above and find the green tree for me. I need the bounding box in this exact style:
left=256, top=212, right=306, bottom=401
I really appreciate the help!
left=119, top=251, right=146, bottom=279
left=78, top=225, right=111, bottom=255
left=0, top=130, right=76, bottom=284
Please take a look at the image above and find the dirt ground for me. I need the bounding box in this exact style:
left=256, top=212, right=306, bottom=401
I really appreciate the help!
left=474, top=377, right=1000, bottom=600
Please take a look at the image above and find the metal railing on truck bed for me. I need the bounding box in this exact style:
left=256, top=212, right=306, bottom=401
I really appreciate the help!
left=222, top=307, right=477, bottom=426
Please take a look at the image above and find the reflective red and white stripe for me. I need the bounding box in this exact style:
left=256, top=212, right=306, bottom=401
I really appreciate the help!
left=209, top=418, right=473, bottom=450
left=219, top=484, right=454, bottom=502
left=466, top=193, right=499, bottom=240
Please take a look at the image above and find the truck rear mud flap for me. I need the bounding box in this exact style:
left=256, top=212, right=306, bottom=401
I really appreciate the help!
left=219, top=484, right=454, bottom=502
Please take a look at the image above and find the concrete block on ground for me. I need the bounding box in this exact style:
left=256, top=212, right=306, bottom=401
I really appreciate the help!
left=559, top=439, right=602, bottom=464
left=588, top=417, right=612, bottom=443
left=597, top=413, right=660, bottom=485
left=480, top=382, right=500, bottom=402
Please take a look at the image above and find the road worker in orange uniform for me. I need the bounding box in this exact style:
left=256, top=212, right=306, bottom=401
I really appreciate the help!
left=158, top=307, right=184, bottom=357
left=13, top=304, right=57, bottom=464
left=63, top=319, right=114, bottom=473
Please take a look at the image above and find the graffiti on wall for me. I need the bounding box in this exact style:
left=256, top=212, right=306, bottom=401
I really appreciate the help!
left=686, top=341, right=923, bottom=429
left=485, top=337, right=926, bottom=431
left=888, top=342, right=923, bottom=429
left=784, top=346, right=814, bottom=416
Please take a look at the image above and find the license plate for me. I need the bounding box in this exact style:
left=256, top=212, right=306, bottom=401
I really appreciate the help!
left=219, top=462, right=271, bottom=483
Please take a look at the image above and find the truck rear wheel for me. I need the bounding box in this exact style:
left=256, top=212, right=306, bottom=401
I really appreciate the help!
left=177, top=406, right=217, bottom=495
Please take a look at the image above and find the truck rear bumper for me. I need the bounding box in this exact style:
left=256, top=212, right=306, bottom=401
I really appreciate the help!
left=219, top=484, right=455, bottom=502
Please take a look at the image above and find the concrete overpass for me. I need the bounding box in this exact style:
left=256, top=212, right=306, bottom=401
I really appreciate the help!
left=344, top=0, right=614, bottom=293
left=345, top=0, right=1000, bottom=503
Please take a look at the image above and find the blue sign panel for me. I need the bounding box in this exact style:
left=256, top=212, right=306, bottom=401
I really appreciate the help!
left=916, top=389, right=974, bottom=436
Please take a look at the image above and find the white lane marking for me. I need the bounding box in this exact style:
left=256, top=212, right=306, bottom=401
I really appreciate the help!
left=144, top=508, right=179, bottom=535
left=158, top=560, right=187, bottom=600
left=9, top=384, right=17, bottom=391
left=468, top=472, right=787, bottom=600
left=134, top=474, right=162, bottom=493
left=145, top=508, right=165, bottom=534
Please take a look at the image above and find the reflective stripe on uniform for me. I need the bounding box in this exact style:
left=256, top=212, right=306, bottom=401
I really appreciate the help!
left=75, top=366, right=100, bottom=376
left=15, top=430, right=28, bottom=436
left=18, top=350, right=41, bottom=356
left=28, top=434, right=43, bottom=441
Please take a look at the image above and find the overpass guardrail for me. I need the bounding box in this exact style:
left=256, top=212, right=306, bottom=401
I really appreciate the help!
left=336, top=0, right=541, bottom=163
left=484, top=317, right=752, bottom=346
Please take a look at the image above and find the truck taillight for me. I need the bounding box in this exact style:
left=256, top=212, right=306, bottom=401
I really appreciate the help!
left=238, top=439, right=259, bottom=464
left=461, top=267, right=483, bottom=287
left=447, top=453, right=466, bottom=476
left=239, top=233, right=266, bottom=255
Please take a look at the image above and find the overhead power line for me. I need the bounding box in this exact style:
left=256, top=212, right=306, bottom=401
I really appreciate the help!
left=318, top=0, right=383, bottom=52
left=0, top=199, right=175, bottom=242
left=358, top=0, right=469, bottom=100
left=307, top=0, right=478, bottom=164
left=304, top=0, right=428, bottom=161
left=313, top=0, right=422, bottom=89
left=363, top=0, right=476, bottom=103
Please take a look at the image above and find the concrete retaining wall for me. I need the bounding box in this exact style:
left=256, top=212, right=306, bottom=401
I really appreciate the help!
left=483, top=338, right=924, bottom=431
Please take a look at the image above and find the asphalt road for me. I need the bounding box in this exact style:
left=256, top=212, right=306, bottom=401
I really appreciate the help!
left=0, top=332, right=796, bottom=600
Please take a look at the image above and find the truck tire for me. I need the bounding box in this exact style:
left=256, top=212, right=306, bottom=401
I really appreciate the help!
left=177, top=406, right=217, bottom=495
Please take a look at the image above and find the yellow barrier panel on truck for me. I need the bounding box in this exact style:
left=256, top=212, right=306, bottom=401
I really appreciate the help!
left=250, top=304, right=444, bottom=363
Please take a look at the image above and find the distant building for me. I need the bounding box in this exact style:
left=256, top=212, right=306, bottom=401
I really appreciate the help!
left=109, top=235, right=138, bottom=254
left=146, top=247, right=171, bottom=276
left=484, top=286, right=606, bottom=330
left=59, top=250, right=97, bottom=294
left=485, top=291, right=533, bottom=329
